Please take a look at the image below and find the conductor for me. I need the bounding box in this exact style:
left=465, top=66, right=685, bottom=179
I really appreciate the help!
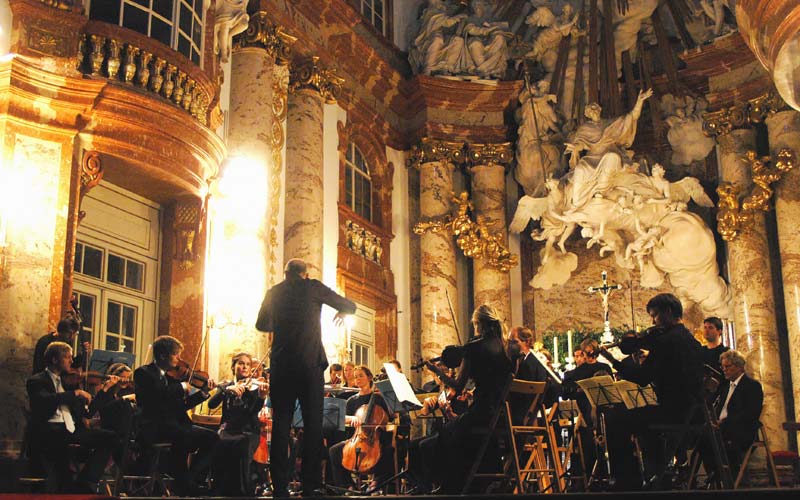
left=256, top=258, right=356, bottom=498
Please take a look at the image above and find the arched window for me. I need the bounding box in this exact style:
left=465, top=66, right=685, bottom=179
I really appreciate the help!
left=345, top=143, right=372, bottom=222
left=88, top=0, right=205, bottom=66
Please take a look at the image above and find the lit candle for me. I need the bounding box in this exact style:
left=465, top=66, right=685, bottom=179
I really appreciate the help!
left=567, top=329, right=573, bottom=357
left=553, top=336, right=559, bottom=363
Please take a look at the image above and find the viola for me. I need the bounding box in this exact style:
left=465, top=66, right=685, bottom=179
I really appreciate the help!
left=253, top=406, right=272, bottom=465
left=341, top=389, right=389, bottom=473
left=165, top=358, right=211, bottom=391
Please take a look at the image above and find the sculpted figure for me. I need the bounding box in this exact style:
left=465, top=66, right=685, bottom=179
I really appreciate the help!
left=461, top=0, right=514, bottom=79
left=525, top=4, right=580, bottom=75
left=409, top=0, right=468, bottom=76
left=699, top=0, right=734, bottom=37
left=214, top=0, right=249, bottom=63
left=514, top=79, right=562, bottom=196
left=661, top=94, right=715, bottom=165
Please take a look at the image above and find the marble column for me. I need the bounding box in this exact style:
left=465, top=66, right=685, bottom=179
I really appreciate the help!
left=415, top=143, right=463, bottom=363
left=284, top=57, right=342, bottom=279
left=766, top=110, right=800, bottom=425
left=467, top=143, right=513, bottom=327
left=717, top=129, right=787, bottom=449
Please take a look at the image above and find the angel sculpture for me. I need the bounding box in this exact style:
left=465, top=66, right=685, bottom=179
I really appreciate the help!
left=648, top=163, right=714, bottom=211
left=661, top=94, right=715, bottom=165
left=510, top=176, right=575, bottom=263
left=214, top=0, right=249, bottom=63
left=525, top=4, right=580, bottom=75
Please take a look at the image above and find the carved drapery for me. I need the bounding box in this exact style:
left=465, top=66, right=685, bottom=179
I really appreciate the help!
left=233, top=11, right=297, bottom=64
left=289, top=56, right=344, bottom=104
left=703, top=91, right=787, bottom=137
left=717, top=148, right=796, bottom=241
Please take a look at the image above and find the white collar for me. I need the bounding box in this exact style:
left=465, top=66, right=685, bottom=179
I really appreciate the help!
left=45, top=368, right=60, bottom=382
left=730, top=373, right=744, bottom=387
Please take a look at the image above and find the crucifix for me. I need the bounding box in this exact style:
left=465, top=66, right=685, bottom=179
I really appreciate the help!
left=588, top=271, right=622, bottom=343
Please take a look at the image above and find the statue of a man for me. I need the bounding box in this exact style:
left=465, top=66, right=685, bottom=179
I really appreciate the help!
left=461, top=0, right=513, bottom=79
left=214, top=0, right=249, bottom=63
left=409, top=0, right=468, bottom=76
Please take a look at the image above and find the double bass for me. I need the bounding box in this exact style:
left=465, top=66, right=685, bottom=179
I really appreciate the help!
left=341, top=390, right=389, bottom=473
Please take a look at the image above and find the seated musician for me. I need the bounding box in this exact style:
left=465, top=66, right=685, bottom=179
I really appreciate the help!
left=410, top=305, right=514, bottom=494
left=508, top=326, right=558, bottom=422
left=87, top=362, right=135, bottom=461
left=26, top=341, right=116, bottom=492
left=328, top=365, right=394, bottom=491
left=327, top=363, right=343, bottom=385
left=715, top=350, right=763, bottom=473
left=208, top=352, right=269, bottom=496
left=598, top=293, right=704, bottom=490
left=133, top=335, right=219, bottom=495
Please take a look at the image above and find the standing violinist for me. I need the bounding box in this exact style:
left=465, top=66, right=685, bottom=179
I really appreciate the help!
left=256, top=258, right=356, bottom=498
left=327, top=365, right=394, bottom=491
left=208, top=352, right=268, bottom=495
left=32, top=315, right=90, bottom=375
left=26, top=341, right=116, bottom=492
left=133, top=335, right=219, bottom=495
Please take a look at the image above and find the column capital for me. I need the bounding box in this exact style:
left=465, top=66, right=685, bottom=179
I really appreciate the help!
left=289, top=56, right=344, bottom=104
left=233, top=12, right=296, bottom=64
left=465, top=142, right=514, bottom=170
left=703, top=90, right=787, bottom=137
left=407, top=137, right=466, bottom=169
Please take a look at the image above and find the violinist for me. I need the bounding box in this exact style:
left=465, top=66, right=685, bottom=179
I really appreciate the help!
left=598, top=293, right=704, bottom=490
left=32, top=316, right=90, bottom=375
left=26, top=341, right=115, bottom=492
left=88, top=362, right=135, bottom=460
left=133, top=335, right=219, bottom=495
left=328, top=365, right=394, bottom=491
left=208, top=352, right=268, bottom=496
left=410, top=305, right=514, bottom=494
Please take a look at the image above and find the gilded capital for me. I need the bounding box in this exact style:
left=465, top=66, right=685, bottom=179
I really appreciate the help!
left=407, top=137, right=466, bottom=169
left=703, top=90, right=787, bottom=137
left=465, top=142, right=514, bottom=169
left=234, top=12, right=297, bottom=64
left=38, top=0, right=79, bottom=11
left=289, top=56, right=344, bottom=103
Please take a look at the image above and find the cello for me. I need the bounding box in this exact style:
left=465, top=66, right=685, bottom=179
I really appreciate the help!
left=341, top=389, right=389, bottom=473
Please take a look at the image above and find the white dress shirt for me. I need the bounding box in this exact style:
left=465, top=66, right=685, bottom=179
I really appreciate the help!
left=719, top=373, right=744, bottom=422
left=45, top=368, right=76, bottom=433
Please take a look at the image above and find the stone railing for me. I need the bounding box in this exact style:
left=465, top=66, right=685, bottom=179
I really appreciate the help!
left=77, top=22, right=215, bottom=126
left=345, top=220, right=383, bottom=265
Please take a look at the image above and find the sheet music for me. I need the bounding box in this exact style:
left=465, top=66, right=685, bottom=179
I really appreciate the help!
left=575, top=375, right=623, bottom=407
left=383, top=363, right=423, bottom=410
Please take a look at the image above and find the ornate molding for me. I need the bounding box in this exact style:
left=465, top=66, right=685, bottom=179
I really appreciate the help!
left=345, top=220, right=383, bottom=265
left=233, top=12, right=297, bottom=64
left=173, top=198, right=203, bottom=270
left=267, top=65, right=289, bottom=286
left=37, top=0, right=79, bottom=11
left=407, top=137, right=467, bottom=168
left=717, top=148, right=796, bottom=241
left=77, top=151, right=104, bottom=225
left=466, top=142, right=514, bottom=168
left=413, top=192, right=518, bottom=273
left=289, top=56, right=344, bottom=104
left=77, top=33, right=210, bottom=126
left=703, top=91, right=787, bottom=137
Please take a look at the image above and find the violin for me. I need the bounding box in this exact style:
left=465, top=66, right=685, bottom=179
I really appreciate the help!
left=165, top=358, right=211, bottom=391
left=341, top=389, right=389, bottom=473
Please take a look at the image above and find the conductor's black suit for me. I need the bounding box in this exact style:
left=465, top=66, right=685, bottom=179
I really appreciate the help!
left=256, top=276, right=355, bottom=496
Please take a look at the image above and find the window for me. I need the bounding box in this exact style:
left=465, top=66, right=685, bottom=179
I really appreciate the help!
left=88, top=0, right=204, bottom=65
left=75, top=242, right=104, bottom=280
left=105, top=300, right=138, bottom=353
left=360, top=0, right=385, bottom=35
left=344, top=143, right=373, bottom=222
left=350, top=340, right=370, bottom=367
left=107, top=253, right=145, bottom=292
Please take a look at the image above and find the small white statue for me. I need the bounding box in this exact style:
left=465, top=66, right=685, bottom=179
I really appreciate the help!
left=514, top=79, right=562, bottom=196
left=661, top=94, right=715, bottom=166
left=214, top=0, right=249, bottom=63
left=408, top=0, right=468, bottom=76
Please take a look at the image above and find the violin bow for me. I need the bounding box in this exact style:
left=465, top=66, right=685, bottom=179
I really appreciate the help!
left=445, top=289, right=461, bottom=342
left=188, top=323, right=210, bottom=383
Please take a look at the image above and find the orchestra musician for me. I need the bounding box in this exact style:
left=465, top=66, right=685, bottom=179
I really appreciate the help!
left=208, top=352, right=269, bottom=496
left=508, top=326, right=556, bottom=423
left=32, top=316, right=90, bottom=375
left=255, top=258, right=356, bottom=498
left=702, top=317, right=729, bottom=374
left=327, top=363, right=344, bottom=385
left=599, top=293, right=704, bottom=490
left=409, top=305, right=514, bottom=494
left=133, top=335, right=218, bottom=495
left=328, top=365, right=394, bottom=491
left=87, top=362, right=135, bottom=462
left=26, top=341, right=115, bottom=493
left=343, top=361, right=357, bottom=388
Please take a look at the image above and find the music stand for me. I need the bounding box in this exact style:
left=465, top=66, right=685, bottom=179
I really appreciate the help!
left=291, top=400, right=303, bottom=428
left=323, top=397, right=346, bottom=432
left=375, top=363, right=423, bottom=417
left=88, top=349, right=136, bottom=374
left=624, top=385, right=658, bottom=409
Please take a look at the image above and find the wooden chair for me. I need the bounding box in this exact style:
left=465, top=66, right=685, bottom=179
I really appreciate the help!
left=734, top=423, right=780, bottom=489
left=516, top=400, right=567, bottom=493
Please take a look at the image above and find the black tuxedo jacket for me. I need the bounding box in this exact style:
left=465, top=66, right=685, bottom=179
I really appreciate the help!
left=134, top=362, right=208, bottom=428
left=26, top=371, right=86, bottom=433
left=716, top=374, right=763, bottom=450
left=256, top=277, right=355, bottom=373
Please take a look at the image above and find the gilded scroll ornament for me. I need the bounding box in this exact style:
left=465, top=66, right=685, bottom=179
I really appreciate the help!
left=234, top=12, right=297, bottom=64
left=703, top=91, right=787, bottom=137
left=407, top=138, right=467, bottom=168
left=78, top=151, right=104, bottom=224
left=289, top=56, right=344, bottom=104
left=466, top=142, right=514, bottom=167
left=716, top=148, right=796, bottom=241
left=413, top=192, right=518, bottom=272
left=267, top=65, right=290, bottom=285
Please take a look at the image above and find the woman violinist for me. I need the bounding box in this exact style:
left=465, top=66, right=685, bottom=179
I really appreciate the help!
left=328, top=365, right=394, bottom=491
left=133, top=335, right=219, bottom=496
left=208, top=352, right=268, bottom=495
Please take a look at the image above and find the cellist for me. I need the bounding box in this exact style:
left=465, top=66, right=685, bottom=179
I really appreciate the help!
left=327, top=365, right=394, bottom=491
